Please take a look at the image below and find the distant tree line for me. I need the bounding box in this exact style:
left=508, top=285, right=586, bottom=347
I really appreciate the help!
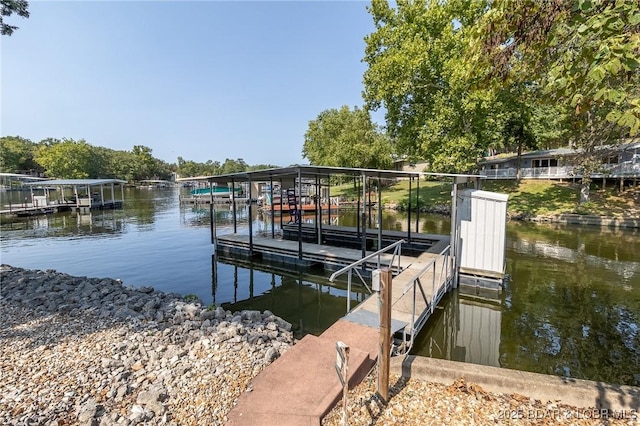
left=0, top=136, right=277, bottom=181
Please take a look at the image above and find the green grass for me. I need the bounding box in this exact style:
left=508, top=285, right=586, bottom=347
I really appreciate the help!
left=331, top=178, right=639, bottom=218
left=331, top=179, right=451, bottom=209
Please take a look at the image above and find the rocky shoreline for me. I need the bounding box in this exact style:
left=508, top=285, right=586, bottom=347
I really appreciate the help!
left=0, top=265, right=295, bottom=425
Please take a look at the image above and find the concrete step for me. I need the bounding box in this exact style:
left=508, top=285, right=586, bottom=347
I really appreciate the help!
left=227, top=324, right=377, bottom=426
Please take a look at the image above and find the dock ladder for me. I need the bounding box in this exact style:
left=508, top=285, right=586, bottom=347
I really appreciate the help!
left=286, top=189, right=299, bottom=223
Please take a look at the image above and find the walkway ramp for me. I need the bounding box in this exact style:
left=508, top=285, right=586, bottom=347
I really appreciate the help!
left=226, top=244, right=455, bottom=424
left=350, top=251, right=453, bottom=340
left=227, top=320, right=380, bottom=426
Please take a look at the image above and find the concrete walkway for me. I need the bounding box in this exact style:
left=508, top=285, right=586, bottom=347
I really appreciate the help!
left=227, top=319, right=381, bottom=426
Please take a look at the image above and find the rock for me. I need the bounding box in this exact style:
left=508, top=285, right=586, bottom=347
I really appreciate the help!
left=264, top=347, right=279, bottom=364
left=136, top=385, right=166, bottom=415
left=77, top=397, right=98, bottom=424
left=0, top=266, right=301, bottom=426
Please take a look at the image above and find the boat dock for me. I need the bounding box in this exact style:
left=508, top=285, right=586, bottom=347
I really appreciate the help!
left=180, top=165, right=508, bottom=424
left=216, top=228, right=453, bottom=349
left=1, top=179, right=126, bottom=219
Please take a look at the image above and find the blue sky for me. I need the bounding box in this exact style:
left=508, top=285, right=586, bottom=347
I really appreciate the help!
left=1, top=1, right=380, bottom=167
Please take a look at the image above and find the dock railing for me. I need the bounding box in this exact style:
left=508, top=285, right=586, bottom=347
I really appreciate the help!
left=398, top=244, right=454, bottom=355
left=329, top=240, right=405, bottom=313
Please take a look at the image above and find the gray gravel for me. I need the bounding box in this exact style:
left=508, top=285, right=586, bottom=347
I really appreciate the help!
left=0, top=264, right=295, bottom=425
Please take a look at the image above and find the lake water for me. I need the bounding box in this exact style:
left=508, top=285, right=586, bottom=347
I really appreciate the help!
left=1, top=187, right=638, bottom=386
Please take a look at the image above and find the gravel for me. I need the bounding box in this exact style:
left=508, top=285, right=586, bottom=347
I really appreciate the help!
left=0, top=264, right=295, bottom=425
left=321, top=370, right=639, bottom=425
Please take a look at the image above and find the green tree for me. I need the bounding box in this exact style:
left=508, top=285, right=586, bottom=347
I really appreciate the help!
left=363, top=0, right=513, bottom=173
left=34, top=138, right=96, bottom=178
left=302, top=105, right=392, bottom=169
left=131, top=145, right=156, bottom=181
left=472, top=0, right=640, bottom=202
left=247, top=164, right=280, bottom=171
left=0, top=135, right=38, bottom=173
left=220, top=158, right=248, bottom=174
left=1, top=0, right=29, bottom=36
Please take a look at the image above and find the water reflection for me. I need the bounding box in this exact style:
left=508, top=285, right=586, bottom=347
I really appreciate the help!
left=212, top=255, right=369, bottom=337
left=411, top=290, right=503, bottom=367
left=0, top=210, right=126, bottom=240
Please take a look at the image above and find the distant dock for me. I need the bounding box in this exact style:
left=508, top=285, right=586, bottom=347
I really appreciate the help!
left=1, top=179, right=126, bottom=219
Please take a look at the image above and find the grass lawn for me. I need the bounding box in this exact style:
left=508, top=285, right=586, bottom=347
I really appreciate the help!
left=331, top=178, right=640, bottom=217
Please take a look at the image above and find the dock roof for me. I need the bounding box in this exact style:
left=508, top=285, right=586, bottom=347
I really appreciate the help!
left=24, top=178, right=127, bottom=186
left=178, top=165, right=480, bottom=184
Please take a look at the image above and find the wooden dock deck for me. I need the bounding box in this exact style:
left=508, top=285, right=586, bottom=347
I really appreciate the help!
left=216, top=227, right=454, bottom=349
left=216, top=233, right=418, bottom=271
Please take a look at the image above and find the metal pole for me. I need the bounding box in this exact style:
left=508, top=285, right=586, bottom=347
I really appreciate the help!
left=316, top=176, right=321, bottom=245
left=451, top=177, right=458, bottom=288
left=297, top=168, right=303, bottom=259
left=232, top=178, right=237, bottom=233
left=377, top=179, right=383, bottom=262
left=407, top=176, right=412, bottom=243
left=347, top=270, right=352, bottom=312
left=210, top=200, right=215, bottom=245
left=279, top=178, right=283, bottom=230
left=361, top=173, right=367, bottom=259
left=379, top=268, right=392, bottom=402
left=416, top=176, right=420, bottom=233
left=319, top=178, right=324, bottom=243
left=270, top=176, right=275, bottom=238
left=248, top=175, right=253, bottom=256
left=355, top=176, right=360, bottom=238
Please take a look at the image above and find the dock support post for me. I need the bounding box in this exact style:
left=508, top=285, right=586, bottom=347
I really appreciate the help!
left=377, top=180, right=382, bottom=261
left=416, top=176, right=420, bottom=233
left=297, top=168, right=303, bottom=260
left=407, top=177, right=412, bottom=243
left=316, top=176, right=321, bottom=245
left=379, top=268, right=392, bottom=402
left=248, top=176, right=253, bottom=256
left=210, top=181, right=216, bottom=247
left=232, top=179, right=237, bottom=233
left=451, top=178, right=459, bottom=289
left=361, top=173, right=367, bottom=260
left=270, top=177, right=275, bottom=238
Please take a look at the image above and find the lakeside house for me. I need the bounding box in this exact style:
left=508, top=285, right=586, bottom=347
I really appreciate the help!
left=479, top=141, right=640, bottom=181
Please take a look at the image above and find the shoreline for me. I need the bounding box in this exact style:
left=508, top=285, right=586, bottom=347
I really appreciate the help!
left=2, top=265, right=639, bottom=425
left=389, top=204, right=640, bottom=229
left=0, top=265, right=295, bottom=425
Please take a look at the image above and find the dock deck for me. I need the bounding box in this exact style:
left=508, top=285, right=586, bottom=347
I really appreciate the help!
left=216, top=233, right=418, bottom=271
left=216, top=227, right=454, bottom=346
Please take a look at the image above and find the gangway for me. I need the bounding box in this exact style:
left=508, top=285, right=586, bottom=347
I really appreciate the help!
left=330, top=243, right=454, bottom=355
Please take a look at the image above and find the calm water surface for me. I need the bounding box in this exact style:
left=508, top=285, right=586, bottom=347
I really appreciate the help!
left=1, top=188, right=638, bottom=385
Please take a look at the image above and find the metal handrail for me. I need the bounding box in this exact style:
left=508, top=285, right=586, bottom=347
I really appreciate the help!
left=397, top=244, right=454, bottom=355
left=329, top=239, right=405, bottom=312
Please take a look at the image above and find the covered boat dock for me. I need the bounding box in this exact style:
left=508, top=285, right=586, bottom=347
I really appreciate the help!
left=1, top=179, right=126, bottom=217
left=181, top=167, right=490, bottom=341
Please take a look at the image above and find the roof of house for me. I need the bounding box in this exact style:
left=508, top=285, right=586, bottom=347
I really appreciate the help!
left=481, top=141, right=640, bottom=165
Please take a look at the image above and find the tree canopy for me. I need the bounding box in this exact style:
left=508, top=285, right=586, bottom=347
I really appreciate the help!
left=362, top=0, right=638, bottom=202
left=302, top=105, right=392, bottom=170
left=472, top=0, right=640, bottom=202
left=0, top=135, right=277, bottom=181
left=1, top=0, right=29, bottom=36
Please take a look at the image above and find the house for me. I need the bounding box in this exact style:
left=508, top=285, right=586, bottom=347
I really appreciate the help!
left=393, top=158, right=430, bottom=173
left=479, top=142, right=640, bottom=180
